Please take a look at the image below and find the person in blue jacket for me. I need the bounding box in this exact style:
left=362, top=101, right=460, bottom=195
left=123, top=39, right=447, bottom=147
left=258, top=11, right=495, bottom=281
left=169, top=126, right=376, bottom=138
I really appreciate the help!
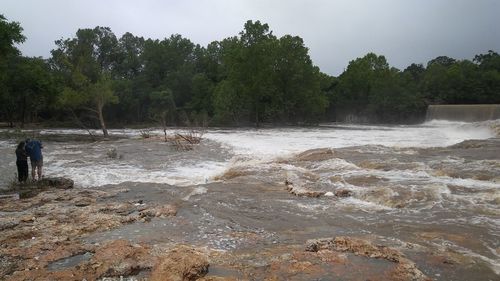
left=25, top=138, right=43, bottom=181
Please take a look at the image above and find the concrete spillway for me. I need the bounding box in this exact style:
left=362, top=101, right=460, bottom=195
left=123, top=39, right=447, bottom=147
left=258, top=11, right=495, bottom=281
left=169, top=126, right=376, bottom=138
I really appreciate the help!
left=426, top=104, right=500, bottom=122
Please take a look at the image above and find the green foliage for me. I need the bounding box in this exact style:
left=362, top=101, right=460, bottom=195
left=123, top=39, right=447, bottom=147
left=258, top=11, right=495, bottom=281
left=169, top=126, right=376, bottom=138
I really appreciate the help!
left=213, top=80, right=249, bottom=124
left=330, top=51, right=500, bottom=123
left=51, top=27, right=120, bottom=135
left=1, top=17, right=499, bottom=127
left=0, top=14, right=25, bottom=57
left=149, top=89, right=176, bottom=127
left=211, top=20, right=328, bottom=125
left=0, top=15, right=26, bottom=127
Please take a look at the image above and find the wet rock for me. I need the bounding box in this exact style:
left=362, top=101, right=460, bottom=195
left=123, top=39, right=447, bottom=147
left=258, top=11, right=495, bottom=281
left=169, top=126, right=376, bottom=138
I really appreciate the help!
left=358, top=160, right=421, bottom=171
left=450, top=140, right=486, bottom=149
left=0, top=254, right=20, bottom=276
left=1, top=177, right=75, bottom=200
left=6, top=240, right=152, bottom=281
left=391, top=261, right=431, bottom=281
left=214, top=167, right=253, bottom=181
left=0, top=218, right=19, bottom=231
left=38, top=177, right=74, bottom=190
left=285, top=184, right=325, bottom=198
left=19, top=215, right=35, bottom=223
left=305, top=237, right=430, bottom=281
left=150, top=245, right=209, bottom=281
left=85, top=239, right=152, bottom=278
left=306, top=236, right=403, bottom=261
left=199, top=277, right=237, bottom=281
left=358, top=187, right=407, bottom=209
left=139, top=204, right=178, bottom=219
left=344, top=175, right=389, bottom=186
left=334, top=189, right=352, bottom=197
left=0, top=194, right=20, bottom=201
left=267, top=259, right=324, bottom=277
left=305, top=238, right=334, bottom=252
left=99, top=202, right=136, bottom=216
left=73, top=197, right=94, bottom=207
left=295, top=148, right=335, bottom=162
left=39, top=242, right=88, bottom=266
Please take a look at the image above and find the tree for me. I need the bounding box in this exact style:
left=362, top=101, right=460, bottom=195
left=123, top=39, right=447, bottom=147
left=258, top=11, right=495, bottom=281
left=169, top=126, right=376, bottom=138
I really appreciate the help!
left=149, top=89, right=176, bottom=140
left=188, top=73, right=215, bottom=115
left=331, top=53, right=426, bottom=123
left=427, top=56, right=456, bottom=67
left=0, top=14, right=26, bottom=127
left=141, top=34, right=196, bottom=108
left=51, top=26, right=120, bottom=136
left=213, top=80, right=249, bottom=124
left=0, top=14, right=25, bottom=57
left=212, top=20, right=277, bottom=126
left=403, top=63, right=425, bottom=83
left=236, top=20, right=277, bottom=126
left=115, top=32, right=145, bottom=79
left=274, top=35, right=327, bottom=123
left=4, top=57, right=57, bottom=127
left=474, top=51, right=500, bottom=103
left=333, top=53, right=390, bottom=120
left=110, top=32, right=146, bottom=123
left=369, top=67, right=426, bottom=122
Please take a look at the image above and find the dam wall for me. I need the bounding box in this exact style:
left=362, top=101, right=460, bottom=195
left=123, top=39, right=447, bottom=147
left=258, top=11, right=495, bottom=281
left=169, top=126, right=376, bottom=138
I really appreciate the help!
left=426, top=104, right=500, bottom=122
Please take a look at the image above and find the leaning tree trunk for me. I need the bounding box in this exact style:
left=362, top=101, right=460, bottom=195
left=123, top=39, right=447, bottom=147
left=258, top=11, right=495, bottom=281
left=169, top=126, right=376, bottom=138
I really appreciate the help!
left=21, top=96, right=26, bottom=128
left=255, top=102, right=260, bottom=128
left=69, top=109, right=96, bottom=141
left=97, top=103, right=109, bottom=137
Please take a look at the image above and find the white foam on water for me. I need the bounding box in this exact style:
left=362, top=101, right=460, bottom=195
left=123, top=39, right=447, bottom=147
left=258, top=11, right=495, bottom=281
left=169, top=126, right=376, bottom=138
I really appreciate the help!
left=183, top=186, right=208, bottom=201
left=310, top=158, right=360, bottom=171
left=203, top=121, right=495, bottom=160
left=296, top=202, right=329, bottom=212
left=49, top=149, right=84, bottom=156
left=339, top=197, right=394, bottom=211
left=5, top=120, right=497, bottom=189
left=44, top=160, right=228, bottom=188
left=451, top=244, right=500, bottom=275
left=434, top=176, right=500, bottom=190
left=0, top=140, right=13, bottom=148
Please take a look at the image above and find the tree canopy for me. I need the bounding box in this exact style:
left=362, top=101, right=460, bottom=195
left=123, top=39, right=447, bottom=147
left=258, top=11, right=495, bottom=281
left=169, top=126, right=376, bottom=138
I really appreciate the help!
left=1, top=17, right=499, bottom=130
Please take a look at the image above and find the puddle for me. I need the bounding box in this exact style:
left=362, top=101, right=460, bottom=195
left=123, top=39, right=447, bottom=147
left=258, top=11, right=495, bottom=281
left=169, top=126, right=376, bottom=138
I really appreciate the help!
left=47, top=252, right=93, bottom=271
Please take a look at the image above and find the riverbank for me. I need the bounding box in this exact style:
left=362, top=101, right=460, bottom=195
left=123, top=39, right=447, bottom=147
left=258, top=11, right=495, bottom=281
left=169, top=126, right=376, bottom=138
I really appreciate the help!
left=1, top=180, right=434, bottom=280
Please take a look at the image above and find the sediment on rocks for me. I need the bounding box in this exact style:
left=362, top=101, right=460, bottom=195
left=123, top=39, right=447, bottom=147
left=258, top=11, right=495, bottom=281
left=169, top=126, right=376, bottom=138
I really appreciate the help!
left=1, top=177, right=74, bottom=199
left=150, top=246, right=209, bottom=281
left=0, top=184, right=185, bottom=280
left=305, top=237, right=431, bottom=281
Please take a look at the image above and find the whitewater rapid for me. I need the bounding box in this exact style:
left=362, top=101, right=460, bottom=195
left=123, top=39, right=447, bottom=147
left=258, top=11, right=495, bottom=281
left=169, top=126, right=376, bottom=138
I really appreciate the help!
left=0, top=120, right=497, bottom=189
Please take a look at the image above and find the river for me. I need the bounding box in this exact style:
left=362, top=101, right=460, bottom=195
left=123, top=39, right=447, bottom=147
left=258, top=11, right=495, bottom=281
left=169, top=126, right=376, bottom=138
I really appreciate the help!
left=0, top=120, right=499, bottom=280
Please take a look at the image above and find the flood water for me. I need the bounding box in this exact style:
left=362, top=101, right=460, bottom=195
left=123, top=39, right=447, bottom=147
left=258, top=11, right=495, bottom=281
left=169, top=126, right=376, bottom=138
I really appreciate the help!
left=1, top=120, right=499, bottom=280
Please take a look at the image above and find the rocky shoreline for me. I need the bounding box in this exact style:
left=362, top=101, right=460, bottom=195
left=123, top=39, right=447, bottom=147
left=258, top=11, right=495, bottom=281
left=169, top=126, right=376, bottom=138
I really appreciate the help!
left=0, top=178, right=436, bottom=281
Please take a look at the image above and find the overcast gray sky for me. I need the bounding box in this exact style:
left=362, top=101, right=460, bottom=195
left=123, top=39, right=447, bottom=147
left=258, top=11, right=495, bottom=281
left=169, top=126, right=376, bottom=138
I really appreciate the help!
left=3, top=0, right=500, bottom=75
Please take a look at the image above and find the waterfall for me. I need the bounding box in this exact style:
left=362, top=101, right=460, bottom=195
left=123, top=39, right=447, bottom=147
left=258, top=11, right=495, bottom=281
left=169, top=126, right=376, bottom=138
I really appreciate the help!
left=426, top=104, right=500, bottom=122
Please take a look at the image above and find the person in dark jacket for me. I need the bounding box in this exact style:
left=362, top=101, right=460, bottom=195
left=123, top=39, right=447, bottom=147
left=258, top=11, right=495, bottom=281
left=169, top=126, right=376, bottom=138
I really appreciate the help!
left=15, top=141, right=29, bottom=183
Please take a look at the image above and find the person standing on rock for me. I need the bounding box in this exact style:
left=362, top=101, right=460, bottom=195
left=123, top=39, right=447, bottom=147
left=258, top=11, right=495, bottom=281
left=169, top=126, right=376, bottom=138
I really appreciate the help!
left=15, top=141, right=29, bottom=183
left=25, top=138, right=43, bottom=181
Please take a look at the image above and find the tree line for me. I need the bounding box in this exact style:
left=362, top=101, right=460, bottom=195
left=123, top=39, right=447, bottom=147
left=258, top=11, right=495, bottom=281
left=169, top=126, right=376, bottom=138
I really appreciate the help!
left=1, top=15, right=499, bottom=134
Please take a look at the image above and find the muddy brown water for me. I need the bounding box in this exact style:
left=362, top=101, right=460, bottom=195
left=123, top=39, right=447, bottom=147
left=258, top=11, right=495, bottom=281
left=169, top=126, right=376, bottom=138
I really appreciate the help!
left=80, top=139, right=499, bottom=280
left=1, top=125, right=499, bottom=280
